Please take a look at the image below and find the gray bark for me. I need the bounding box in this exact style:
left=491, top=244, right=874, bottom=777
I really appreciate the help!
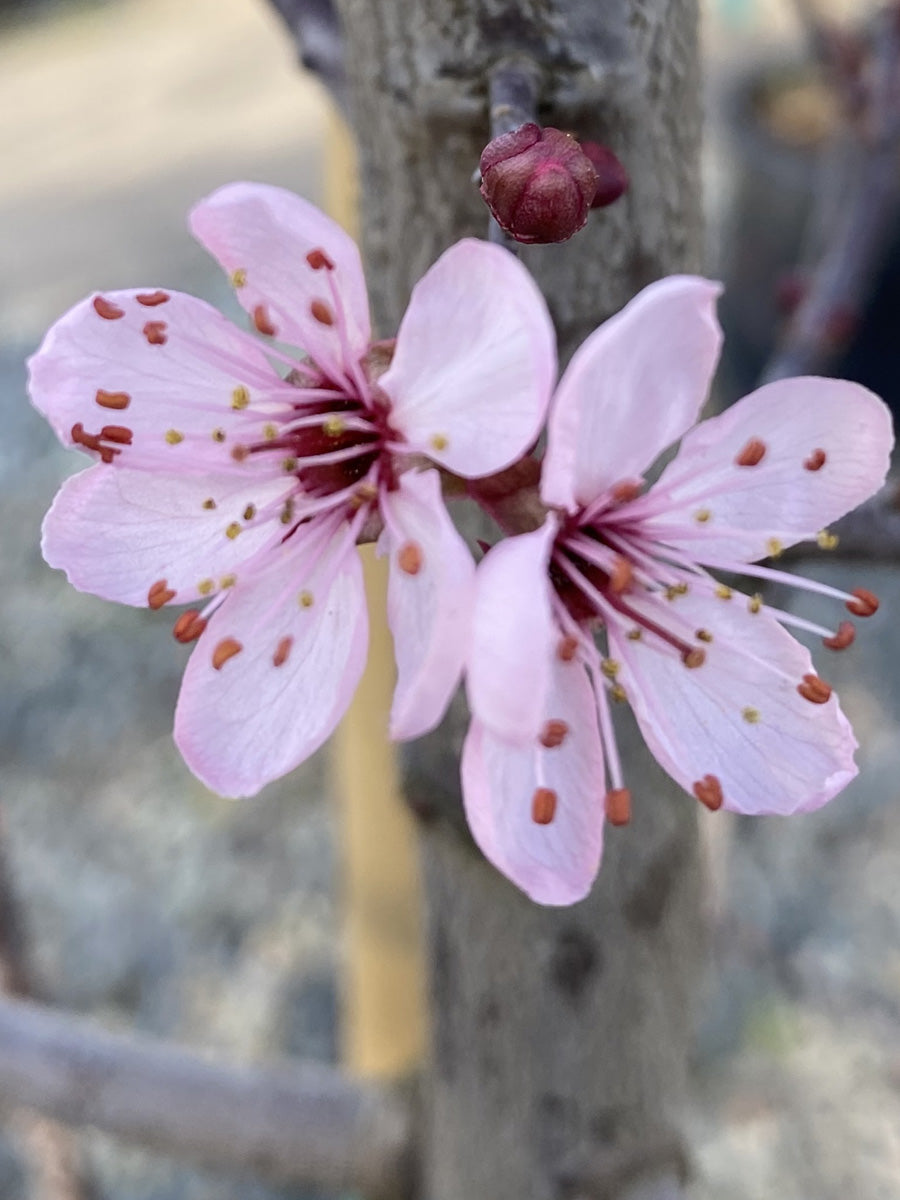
left=334, top=3, right=705, bottom=1197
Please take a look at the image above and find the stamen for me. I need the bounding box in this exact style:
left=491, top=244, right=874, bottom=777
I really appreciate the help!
left=93, top=296, right=124, bottom=320
left=742, top=707, right=760, bottom=724
left=198, top=579, right=215, bottom=596
left=693, top=508, right=712, bottom=523
left=804, top=448, right=827, bottom=471
left=430, top=434, right=449, bottom=451
left=846, top=587, right=879, bottom=617
left=147, top=579, right=175, bottom=609
left=142, top=321, right=167, bottom=345
left=212, top=637, right=243, bottom=670
left=95, top=389, right=130, bottom=410
left=557, top=636, right=579, bottom=662
left=600, top=658, right=619, bottom=679
left=681, top=648, right=706, bottom=669
left=323, top=416, right=346, bottom=437
left=531, top=787, right=557, bottom=825
left=398, top=541, right=424, bottom=576
left=230, top=268, right=247, bottom=288
left=298, top=590, right=315, bottom=608
left=310, top=299, right=335, bottom=326
left=225, top=522, right=242, bottom=540
left=172, top=610, right=207, bottom=643
left=797, top=673, right=832, bottom=704
left=539, top=719, right=569, bottom=748
left=824, top=620, right=855, bottom=650
left=817, top=530, right=839, bottom=550
left=165, top=429, right=184, bottom=445
left=202, top=498, right=216, bottom=510
left=231, top=385, right=250, bottom=410
left=766, top=538, right=783, bottom=559
left=735, top=438, right=766, bottom=467
left=306, top=248, right=335, bottom=271
left=100, top=425, right=132, bottom=444
left=611, top=479, right=643, bottom=503
left=748, top=593, right=762, bottom=613
left=693, top=774, right=723, bottom=811
left=243, top=504, right=256, bottom=521
left=212, top=428, right=226, bottom=443
left=605, top=788, right=631, bottom=826
left=716, top=585, right=732, bottom=600
left=273, top=636, right=294, bottom=667
left=610, top=684, right=627, bottom=703
left=220, top=574, right=237, bottom=589
left=253, top=305, right=277, bottom=336
left=626, top=628, right=642, bottom=640
left=232, top=445, right=249, bottom=462
left=136, top=290, right=170, bottom=306
left=610, top=555, right=633, bottom=593
left=696, top=628, right=713, bottom=643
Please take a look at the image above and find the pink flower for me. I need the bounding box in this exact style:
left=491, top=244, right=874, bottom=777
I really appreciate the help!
left=29, top=182, right=556, bottom=797
left=464, top=276, right=893, bottom=905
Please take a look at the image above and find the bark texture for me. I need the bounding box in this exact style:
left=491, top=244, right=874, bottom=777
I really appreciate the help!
left=335, top=3, right=705, bottom=1197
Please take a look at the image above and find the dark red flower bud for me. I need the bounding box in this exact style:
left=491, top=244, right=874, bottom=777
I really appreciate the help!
left=479, top=123, right=598, bottom=244
left=579, top=141, right=629, bottom=208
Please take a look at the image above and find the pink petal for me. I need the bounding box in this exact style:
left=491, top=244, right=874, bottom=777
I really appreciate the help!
left=174, top=538, right=368, bottom=798
left=380, top=469, right=476, bottom=740
left=466, top=520, right=558, bottom=745
left=28, top=288, right=295, bottom=471
left=380, top=239, right=556, bottom=477
left=639, top=377, right=893, bottom=562
left=608, top=589, right=858, bottom=816
left=462, top=655, right=605, bottom=905
left=42, top=465, right=292, bottom=606
left=542, top=276, right=723, bottom=511
left=189, top=183, right=370, bottom=386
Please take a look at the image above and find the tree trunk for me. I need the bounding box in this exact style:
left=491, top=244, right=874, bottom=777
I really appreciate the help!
left=335, top=3, right=705, bottom=1197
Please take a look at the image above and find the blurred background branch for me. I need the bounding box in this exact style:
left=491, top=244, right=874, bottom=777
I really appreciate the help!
left=264, top=0, right=347, bottom=109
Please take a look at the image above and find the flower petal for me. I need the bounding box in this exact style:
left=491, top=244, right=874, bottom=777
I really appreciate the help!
left=638, top=377, right=893, bottom=562
left=381, top=239, right=556, bottom=477
left=189, top=183, right=370, bottom=386
left=28, top=288, right=294, bottom=471
left=174, top=537, right=368, bottom=798
left=380, top=469, right=476, bottom=740
left=466, top=519, right=558, bottom=745
left=42, top=464, right=292, bottom=606
left=608, top=589, right=858, bottom=816
left=542, top=276, right=723, bottom=511
left=462, top=655, right=605, bottom=905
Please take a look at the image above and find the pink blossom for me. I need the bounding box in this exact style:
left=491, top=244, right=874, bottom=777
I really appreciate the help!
left=464, top=275, right=893, bottom=905
left=29, top=182, right=556, bottom=797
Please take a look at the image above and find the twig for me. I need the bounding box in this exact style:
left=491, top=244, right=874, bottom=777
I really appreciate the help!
left=0, top=993, right=415, bottom=1198
left=486, top=56, right=541, bottom=248
left=264, top=0, right=347, bottom=110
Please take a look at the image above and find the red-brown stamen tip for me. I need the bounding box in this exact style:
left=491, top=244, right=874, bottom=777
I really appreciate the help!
left=172, top=610, right=207, bottom=643
left=609, top=555, right=634, bottom=594
left=147, top=579, right=175, bottom=610
left=212, top=637, right=243, bottom=670
left=273, top=635, right=294, bottom=667
left=692, top=774, right=723, bottom=811
left=100, top=424, right=133, bottom=445
left=605, top=787, right=631, bottom=826
left=797, top=673, right=832, bottom=704
left=306, top=248, right=335, bottom=271
left=531, top=787, right=558, bottom=825
left=397, top=541, right=424, bottom=576
left=846, top=587, right=879, bottom=617
left=95, top=388, right=131, bottom=410
left=142, top=320, right=167, bottom=345
left=823, top=620, right=856, bottom=651
left=136, top=290, right=170, bottom=306
left=93, top=295, right=124, bottom=320
left=231, top=445, right=250, bottom=462
left=557, top=635, right=579, bottom=662
left=539, top=719, right=569, bottom=749
left=804, top=448, right=827, bottom=472
left=253, top=305, right=277, bottom=337
left=310, top=299, right=335, bottom=326
left=735, top=437, right=766, bottom=467
left=611, top=479, right=642, bottom=504
left=681, top=647, right=706, bottom=669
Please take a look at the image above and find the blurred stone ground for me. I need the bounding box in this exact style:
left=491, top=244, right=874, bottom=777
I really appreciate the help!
left=2, top=1, right=900, bottom=1198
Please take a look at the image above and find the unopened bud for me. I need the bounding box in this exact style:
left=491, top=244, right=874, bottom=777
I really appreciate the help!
left=579, top=141, right=629, bottom=208
left=479, top=123, right=598, bottom=244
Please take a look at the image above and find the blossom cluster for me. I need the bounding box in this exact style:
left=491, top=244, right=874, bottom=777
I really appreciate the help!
left=29, top=184, right=893, bottom=905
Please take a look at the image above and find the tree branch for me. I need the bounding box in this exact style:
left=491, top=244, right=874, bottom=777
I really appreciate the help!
left=264, top=0, right=347, bottom=110
left=0, top=994, right=415, bottom=1198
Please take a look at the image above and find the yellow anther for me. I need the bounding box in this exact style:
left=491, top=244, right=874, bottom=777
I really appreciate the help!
left=817, top=529, right=839, bottom=551
left=748, top=593, right=763, bottom=614
left=202, top=498, right=217, bottom=510
left=280, top=500, right=295, bottom=525
left=600, top=658, right=620, bottom=679
left=766, top=537, right=783, bottom=559
left=220, top=573, right=237, bottom=589
left=323, top=416, right=346, bottom=437
left=243, top=504, right=256, bottom=521
left=263, top=423, right=279, bottom=441
left=696, top=629, right=714, bottom=643
left=298, top=589, right=314, bottom=609
left=694, top=507, right=712, bottom=523
left=225, top=522, right=242, bottom=540
left=165, top=429, right=184, bottom=445
left=742, top=707, right=760, bottom=724
left=665, top=582, right=689, bottom=601
left=230, top=268, right=247, bottom=288
left=231, top=385, right=250, bottom=410
left=430, top=433, right=449, bottom=451
left=198, top=579, right=214, bottom=596
left=212, top=428, right=226, bottom=443
left=626, top=628, right=642, bottom=641
left=715, top=584, right=733, bottom=600
left=611, top=683, right=627, bottom=704
left=283, top=457, right=298, bottom=472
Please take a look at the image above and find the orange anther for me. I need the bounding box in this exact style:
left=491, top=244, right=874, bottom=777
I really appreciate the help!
left=147, top=579, right=175, bottom=610
left=100, top=425, right=133, bottom=444
left=397, top=541, right=423, bottom=575
left=735, top=437, right=766, bottom=467
left=804, top=448, right=827, bottom=472
left=797, top=673, right=832, bottom=704
left=539, top=719, right=569, bottom=749
left=136, top=290, right=170, bottom=306
left=605, top=787, right=631, bottom=826
left=692, top=774, right=723, bottom=811
left=95, top=389, right=131, bottom=410
left=273, top=636, right=294, bottom=667
left=846, top=587, right=879, bottom=617
left=93, top=295, right=124, bottom=320
left=306, top=248, right=335, bottom=271
left=557, top=635, right=579, bottom=662
left=172, top=610, right=207, bottom=643
left=252, top=305, right=277, bottom=336
left=212, top=637, right=243, bottom=670
left=142, top=321, right=167, bottom=345
left=823, top=620, right=855, bottom=651
left=611, top=479, right=642, bottom=503
left=609, top=555, right=634, bottom=594
left=310, top=299, right=335, bottom=326
left=531, top=787, right=558, bottom=825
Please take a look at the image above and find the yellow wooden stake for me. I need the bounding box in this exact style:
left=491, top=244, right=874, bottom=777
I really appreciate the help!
left=327, top=110, right=427, bottom=1078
